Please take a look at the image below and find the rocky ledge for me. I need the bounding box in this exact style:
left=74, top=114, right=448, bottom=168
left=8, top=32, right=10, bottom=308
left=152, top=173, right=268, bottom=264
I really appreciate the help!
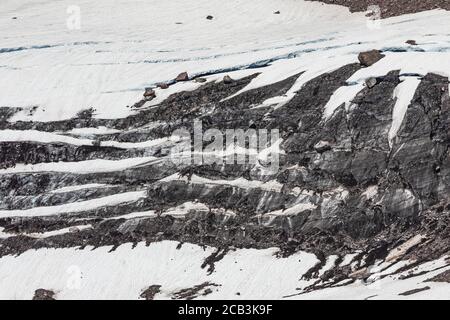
left=308, top=0, right=450, bottom=18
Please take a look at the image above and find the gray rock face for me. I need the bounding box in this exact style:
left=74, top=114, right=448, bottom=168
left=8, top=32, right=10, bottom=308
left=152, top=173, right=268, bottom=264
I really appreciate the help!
left=0, top=64, right=448, bottom=282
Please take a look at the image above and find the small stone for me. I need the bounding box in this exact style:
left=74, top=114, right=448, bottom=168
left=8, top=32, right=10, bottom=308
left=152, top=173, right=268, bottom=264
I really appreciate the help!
left=206, top=15, right=213, bottom=20
left=157, top=83, right=169, bottom=89
left=194, top=77, right=207, bottom=83
left=406, top=40, right=417, bottom=45
left=143, top=87, right=156, bottom=99
left=365, top=77, right=378, bottom=88
left=358, top=50, right=385, bottom=67
left=274, top=11, right=280, bottom=14
left=223, top=75, right=234, bottom=84
left=175, top=72, right=189, bottom=82
left=12, top=17, right=18, bottom=20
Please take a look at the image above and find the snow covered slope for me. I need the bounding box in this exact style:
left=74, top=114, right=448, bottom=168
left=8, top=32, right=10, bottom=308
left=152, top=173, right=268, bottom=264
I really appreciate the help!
left=1, top=0, right=449, bottom=121
left=0, top=241, right=448, bottom=300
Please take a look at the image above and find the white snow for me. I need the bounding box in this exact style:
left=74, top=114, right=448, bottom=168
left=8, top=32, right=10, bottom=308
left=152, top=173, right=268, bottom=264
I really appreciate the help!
left=0, top=241, right=320, bottom=300
left=389, top=77, right=422, bottom=145
left=323, top=83, right=365, bottom=120
left=25, top=225, right=93, bottom=239
left=0, top=190, right=147, bottom=218
left=261, top=202, right=317, bottom=217
left=106, top=210, right=157, bottom=221
left=0, top=129, right=170, bottom=149
left=0, top=227, right=12, bottom=239
left=2, top=0, right=450, bottom=123
left=362, top=185, right=378, bottom=200
left=0, top=130, right=94, bottom=146
left=160, top=173, right=283, bottom=192
left=0, top=156, right=158, bottom=174
left=0, top=241, right=447, bottom=300
left=65, top=126, right=121, bottom=135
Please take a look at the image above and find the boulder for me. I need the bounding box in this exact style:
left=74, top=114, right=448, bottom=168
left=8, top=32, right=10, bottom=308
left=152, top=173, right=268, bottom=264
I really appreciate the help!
left=175, top=72, right=189, bottom=82
left=206, top=15, right=213, bottom=20
left=406, top=40, right=417, bottom=45
left=143, top=87, right=156, bottom=99
left=358, top=50, right=385, bottom=67
left=157, top=83, right=169, bottom=89
left=223, top=75, right=234, bottom=84
left=33, top=289, right=55, bottom=300
left=274, top=11, right=280, bottom=14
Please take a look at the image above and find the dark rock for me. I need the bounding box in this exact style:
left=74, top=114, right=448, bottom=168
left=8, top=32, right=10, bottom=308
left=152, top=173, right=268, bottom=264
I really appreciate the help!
left=157, top=83, right=169, bottom=89
left=33, top=289, right=55, bottom=300
left=306, top=0, right=450, bottom=18
left=358, top=50, right=385, bottom=67
left=274, top=11, right=281, bottom=14
left=143, top=87, right=156, bottom=99
left=76, top=107, right=95, bottom=119
left=206, top=15, right=214, bottom=20
left=140, top=285, right=161, bottom=300
left=175, top=72, right=189, bottom=82
left=223, top=75, right=234, bottom=84
left=172, top=282, right=219, bottom=300
left=425, top=270, right=450, bottom=283
left=406, top=40, right=417, bottom=45
left=398, top=286, right=431, bottom=296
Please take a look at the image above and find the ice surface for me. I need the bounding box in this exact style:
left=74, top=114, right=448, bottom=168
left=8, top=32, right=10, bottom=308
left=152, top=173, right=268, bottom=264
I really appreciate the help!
left=2, top=0, right=449, bottom=122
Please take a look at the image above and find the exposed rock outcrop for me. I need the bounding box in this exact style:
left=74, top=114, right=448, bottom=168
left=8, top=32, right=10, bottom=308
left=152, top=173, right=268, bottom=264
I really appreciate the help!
left=0, top=63, right=448, bottom=289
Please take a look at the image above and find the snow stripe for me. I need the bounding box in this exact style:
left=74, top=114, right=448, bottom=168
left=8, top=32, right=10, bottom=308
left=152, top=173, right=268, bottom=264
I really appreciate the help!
left=323, top=82, right=365, bottom=120
left=160, top=173, right=283, bottom=192
left=0, top=129, right=170, bottom=149
left=389, top=77, right=422, bottom=146
left=0, top=191, right=147, bottom=218
left=0, top=157, right=158, bottom=174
